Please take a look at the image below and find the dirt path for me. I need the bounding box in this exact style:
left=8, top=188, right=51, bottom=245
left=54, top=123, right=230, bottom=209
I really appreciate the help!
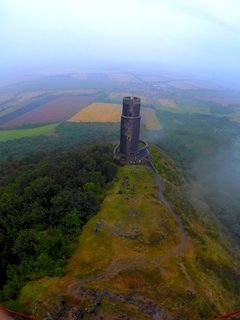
left=63, top=164, right=191, bottom=319
left=148, top=161, right=195, bottom=294
left=148, top=161, right=187, bottom=257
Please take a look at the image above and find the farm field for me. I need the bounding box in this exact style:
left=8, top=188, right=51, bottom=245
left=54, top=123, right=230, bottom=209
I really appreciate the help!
left=142, top=108, right=161, bottom=130
left=1, top=95, right=95, bottom=128
left=158, top=98, right=178, bottom=109
left=155, top=98, right=233, bottom=116
left=0, top=89, right=101, bottom=119
left=69, top=102, right=122, bottom=122
left=0, top=96, right=60, bottom=127
left=69, top=102, right=160, bottom=130
left=107, top=92, right=133, bottom=102
left=199, top=96, right=240, bottom=106
left=0, top=123, right=58, bottom=142
left=0, top=93, right=16, bottom=105
left=0, top=91, right=45, bottom=115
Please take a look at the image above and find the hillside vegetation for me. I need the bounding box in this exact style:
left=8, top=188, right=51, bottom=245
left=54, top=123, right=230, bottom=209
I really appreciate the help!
left=0, top=145, right=117, bottom=306
left=8, top=147, right=240, bottom=320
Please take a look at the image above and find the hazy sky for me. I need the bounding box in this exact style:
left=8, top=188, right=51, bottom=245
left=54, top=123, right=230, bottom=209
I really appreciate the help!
left=1, top=0, right=240, bottom=79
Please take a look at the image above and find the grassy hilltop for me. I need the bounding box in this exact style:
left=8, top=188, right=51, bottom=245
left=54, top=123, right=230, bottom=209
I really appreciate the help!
left=16, top=148, right=240, bottom=319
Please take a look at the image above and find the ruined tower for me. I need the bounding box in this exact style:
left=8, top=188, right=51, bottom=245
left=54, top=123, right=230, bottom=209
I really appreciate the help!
left=114, top=96, right=150, bottom=164
left=120, top=96, right=141, bottom=155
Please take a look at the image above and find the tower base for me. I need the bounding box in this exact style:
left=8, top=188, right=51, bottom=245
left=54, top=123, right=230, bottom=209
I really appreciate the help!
left=114, top=140, right=151, bottom=165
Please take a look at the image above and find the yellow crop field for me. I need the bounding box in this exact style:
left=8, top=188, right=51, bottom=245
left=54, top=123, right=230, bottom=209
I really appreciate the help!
left=69, top=103, right=160, bottom=129
left=69, top=102, right=122, bottom=122
left=142, top=108, right=161, bottom=130
left=159, top=98, right=178, bottom=108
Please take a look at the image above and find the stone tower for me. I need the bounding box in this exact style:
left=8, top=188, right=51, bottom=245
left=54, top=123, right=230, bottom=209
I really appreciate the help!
left=120, top=96, right=141, bottom=155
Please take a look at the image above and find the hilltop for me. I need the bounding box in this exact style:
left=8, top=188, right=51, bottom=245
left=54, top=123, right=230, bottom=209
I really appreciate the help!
left=13, top=147, right=240, bottom=320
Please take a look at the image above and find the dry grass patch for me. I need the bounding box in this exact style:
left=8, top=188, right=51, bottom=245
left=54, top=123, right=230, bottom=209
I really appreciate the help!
left=69, top=102, right=122, bottom=122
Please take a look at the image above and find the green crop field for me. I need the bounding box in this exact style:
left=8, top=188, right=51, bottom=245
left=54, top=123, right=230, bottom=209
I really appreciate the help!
left=0, top=123, right=59, bottom=142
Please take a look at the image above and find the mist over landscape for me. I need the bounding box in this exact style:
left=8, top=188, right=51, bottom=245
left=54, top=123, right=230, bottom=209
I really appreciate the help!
left=1, top=0, right=240, bottom=85
left=1, top=0, right=240, bottom=319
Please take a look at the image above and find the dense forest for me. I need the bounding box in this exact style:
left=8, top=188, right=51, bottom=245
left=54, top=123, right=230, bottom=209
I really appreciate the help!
left=0, top=144, right=117, bottom=302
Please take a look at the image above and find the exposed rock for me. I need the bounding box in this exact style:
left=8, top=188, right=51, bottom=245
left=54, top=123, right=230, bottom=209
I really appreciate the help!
left=72, top=309, right=84, bottom=320
left=113, top=226, right=142, bottom=240
left=113, top=226, right=165, bottom=246
left=74, top=288, right=171, bottom=320
left=128, top=210, right=141, bottom=217
left=93, top=220, right=104, bottom=232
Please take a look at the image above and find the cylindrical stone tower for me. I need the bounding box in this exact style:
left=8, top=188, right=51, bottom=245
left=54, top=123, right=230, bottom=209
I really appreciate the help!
left=120, top=96, right=141, bottom=155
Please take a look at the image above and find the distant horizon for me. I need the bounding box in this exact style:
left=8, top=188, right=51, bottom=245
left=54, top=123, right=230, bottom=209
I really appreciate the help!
left=0, top=65, right=239, bottom=92
left=1, top=0, right=239, bottom=88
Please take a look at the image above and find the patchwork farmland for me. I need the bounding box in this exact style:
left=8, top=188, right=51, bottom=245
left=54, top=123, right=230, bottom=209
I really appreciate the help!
left=69, top=102, right=161, bottom=130
left=0, top=95, right=96, bottom=128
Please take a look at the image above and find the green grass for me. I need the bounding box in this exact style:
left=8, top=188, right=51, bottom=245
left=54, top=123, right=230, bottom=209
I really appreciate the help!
left=149, top=145, right=183, bottom=184
left=155, top=99, right=232, bottom=116
left=0, top=123, right=59, bottom=142
left=18, top=277, right=56, bottom=305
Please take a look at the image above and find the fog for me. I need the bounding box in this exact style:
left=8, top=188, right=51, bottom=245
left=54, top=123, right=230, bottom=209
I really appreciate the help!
left=1, top=0, right=240, bottom=82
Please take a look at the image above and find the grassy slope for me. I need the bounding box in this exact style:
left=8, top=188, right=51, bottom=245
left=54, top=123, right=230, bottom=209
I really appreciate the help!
left=0, top=123, right=58, bottom=142
left=17, top=150, right=240, bottom=319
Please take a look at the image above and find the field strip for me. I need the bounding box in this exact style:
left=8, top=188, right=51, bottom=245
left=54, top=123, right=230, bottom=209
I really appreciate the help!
left=69, top=102, right=122, bottom=122
left=0, top=123, right=58, bottom=142
left=142, top=108, right=161, bottom=130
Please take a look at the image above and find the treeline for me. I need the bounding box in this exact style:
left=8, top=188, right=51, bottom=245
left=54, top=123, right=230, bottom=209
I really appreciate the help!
left=0, top=144, right=117, bottom=301
left=0, top=122, right=119, bottom=161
